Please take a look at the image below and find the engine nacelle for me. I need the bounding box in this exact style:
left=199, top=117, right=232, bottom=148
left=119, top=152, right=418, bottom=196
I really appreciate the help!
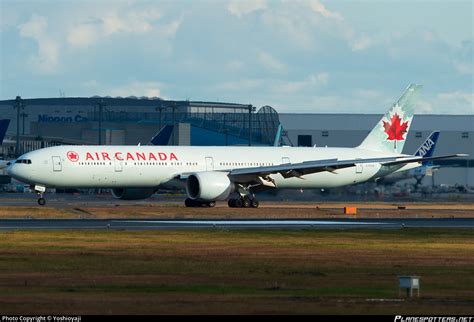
left=186, top=172, right=234, bottom=201
left=111, top=188, right=155, bottom=200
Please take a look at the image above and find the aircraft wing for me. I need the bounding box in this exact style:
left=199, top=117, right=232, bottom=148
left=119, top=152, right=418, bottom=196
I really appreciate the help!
left=381, top=154, right=468, bottom=167
left=228, top=156, right=406, bottom=182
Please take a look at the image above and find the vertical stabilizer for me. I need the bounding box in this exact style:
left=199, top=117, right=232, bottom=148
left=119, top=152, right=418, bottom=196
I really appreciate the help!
left=273, top=124, right=283, bottom=147
left=357, top=84, right=422, bottom=154
left=414, top=131, right=439, bottom=157
left=0, top=119, right=10, bottom=144
left=150, top=125, right=174, bottom=146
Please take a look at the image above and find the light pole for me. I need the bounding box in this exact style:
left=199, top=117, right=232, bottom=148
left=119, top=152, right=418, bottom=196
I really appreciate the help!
left=21, top=112, right=28, bottom=135
left=98, top=99, right=105, bottom=145
left=14, top=96, right=25, bottom=157
left=248, top=105, right=255, bottom=146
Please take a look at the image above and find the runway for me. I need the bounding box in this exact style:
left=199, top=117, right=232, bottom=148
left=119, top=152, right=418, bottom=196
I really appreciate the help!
left=0, top=218, right=473, bottom=230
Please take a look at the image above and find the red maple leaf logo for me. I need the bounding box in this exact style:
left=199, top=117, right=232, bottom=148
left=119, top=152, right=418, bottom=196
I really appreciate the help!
left=67, top=151, right=79, bottom=162
left=383, top=113, right=409, bottom=141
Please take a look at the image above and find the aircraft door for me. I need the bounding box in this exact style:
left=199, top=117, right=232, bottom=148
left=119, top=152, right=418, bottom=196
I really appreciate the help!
left=114, top=158, right=123, bottom=172
left=355, top=159, right=363, bottom=174
left=282, top=157, right=291, bottom=164
left=52, top=156, right=62, bottom=172
left=205, top=157, right=214, bottom=171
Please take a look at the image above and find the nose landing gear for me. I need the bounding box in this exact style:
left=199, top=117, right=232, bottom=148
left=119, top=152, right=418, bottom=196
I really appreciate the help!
left=34, top=185, right=47, bottom=206
left=38, top=197, right=46, bottom=206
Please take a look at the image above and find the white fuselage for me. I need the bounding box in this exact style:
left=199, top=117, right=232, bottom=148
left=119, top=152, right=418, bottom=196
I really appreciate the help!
left=7, top=145, right=418, bottom=190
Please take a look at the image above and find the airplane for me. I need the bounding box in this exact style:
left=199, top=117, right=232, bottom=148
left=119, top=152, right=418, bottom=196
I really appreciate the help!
left=376, top=131, right=440, bottom=186
left=6, top=84, right=467, bottom=207
left=150, top=125, right=174, bottom=146
left=0, top=119, right=11, bottom=169
left=273, top=124, right=294, bottom=147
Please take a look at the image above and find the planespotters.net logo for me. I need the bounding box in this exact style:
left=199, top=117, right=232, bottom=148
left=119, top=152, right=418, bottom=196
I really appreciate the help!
left=394, top=316, right=473, bottom=322
left=66, top=151, right=79, bottom=162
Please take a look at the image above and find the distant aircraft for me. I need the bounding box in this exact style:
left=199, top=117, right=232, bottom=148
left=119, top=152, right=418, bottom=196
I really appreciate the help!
left=273, top=124, right=294, bottom=147
left=376, top=131, right=440, bottom=186
left=0, top=119, right=11, bottom=169
left=150, top=125, right=174, bottom=146
left=7, top=84, right=467, bottom=207
left=0, top=119, right=10, bottom=144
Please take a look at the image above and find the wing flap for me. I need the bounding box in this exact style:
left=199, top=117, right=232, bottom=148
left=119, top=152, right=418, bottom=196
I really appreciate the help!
left=229, top=156, right=405, bottom=180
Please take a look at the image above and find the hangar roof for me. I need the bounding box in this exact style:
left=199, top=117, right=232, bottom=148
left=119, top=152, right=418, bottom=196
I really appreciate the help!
left=279, top=114, right=474, bottom=132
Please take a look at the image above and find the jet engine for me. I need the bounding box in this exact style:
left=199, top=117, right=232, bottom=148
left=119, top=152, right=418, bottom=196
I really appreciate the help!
left=111, top=188, right=155, bottom=200
left=186, top=172, right=234, bottom=201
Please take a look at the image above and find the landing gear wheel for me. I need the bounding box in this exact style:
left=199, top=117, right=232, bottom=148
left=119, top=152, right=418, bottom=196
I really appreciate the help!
left=251, top=199, right=259, bottom=208
left=185, top=198, right=196, bottom=207
left=242, top=196, right=251, bottom=208
left=208, top=201, right=216, bottom=208
left=38, top=197, right=46, bottom=206
left=234, top=198, right=243, bottom=208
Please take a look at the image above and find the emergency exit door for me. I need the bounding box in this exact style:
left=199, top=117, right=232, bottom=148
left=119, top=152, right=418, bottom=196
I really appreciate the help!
left=205, top=157, right=214, bottom=171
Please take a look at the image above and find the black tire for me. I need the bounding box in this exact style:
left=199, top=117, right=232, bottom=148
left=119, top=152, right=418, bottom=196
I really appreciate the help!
left=38, top=198, right=46, bottom=206
left=208, top=201, right=216, bottom=208
left=242, top=197, right=251, bottom=208
left=251, top=199, right=259, bottom=208
left=228, top=199, right=235, bottom=208
left=234, top=198, right=243, bottom=208
left=185, top=198, right=195, bottom=207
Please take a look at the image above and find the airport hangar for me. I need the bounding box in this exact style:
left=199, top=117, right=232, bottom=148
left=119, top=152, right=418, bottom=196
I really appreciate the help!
left=0, top=96, right=472, bottom=188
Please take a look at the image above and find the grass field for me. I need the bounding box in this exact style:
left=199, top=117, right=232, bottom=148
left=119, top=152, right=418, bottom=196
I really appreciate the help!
left=1, top=201, right=474, bottom=219
left=0, top=228, right=473, bottom=314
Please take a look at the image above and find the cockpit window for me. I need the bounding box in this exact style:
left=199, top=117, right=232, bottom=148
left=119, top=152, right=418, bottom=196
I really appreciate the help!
left=15, top=159, right=32, bottom=164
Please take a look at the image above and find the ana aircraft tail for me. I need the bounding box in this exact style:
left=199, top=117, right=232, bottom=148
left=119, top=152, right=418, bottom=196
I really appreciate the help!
left=414, top=131, right=439, bottom=157
left=414, top=131, right=440, bottom=166
left=357, top=84, right=422, bottom=154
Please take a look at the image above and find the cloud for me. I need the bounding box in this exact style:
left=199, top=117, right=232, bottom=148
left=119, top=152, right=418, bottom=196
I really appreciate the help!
left=416, top=99, right=434, bottom=113
left=215, top=79, right=264, bottom=91
left=102, top=9, right=162, bottom=35
left=258, top=50, right=287, bottom=73
left=452, top=40, right=473, bottom=75
left=350, top=34, right=372, bottom=51
left=18, top=14, right=60, bottom=73
left=227, top=0, right=267, bottom=18
left=436, top=91, right=474, bottom=114
left=226, top=60, right=245, bottom=71
left=107, top=81, right=165, bottom=98
left=274, top=73, right=329, bottom=93
left=67, top=7, right=176, bottom=48
left=67, top=23, right=100, bottom=48
left=354, top=89, right=381, bottom=99
left=306, top=0, right=343, bottom=21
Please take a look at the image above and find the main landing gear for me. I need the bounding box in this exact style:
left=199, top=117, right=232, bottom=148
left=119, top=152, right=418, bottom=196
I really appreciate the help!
left=227, top=184, right=260, bottom=208
left=184, top=198, right=216, bottom=208
left=228, top=195, right=259, bottom=208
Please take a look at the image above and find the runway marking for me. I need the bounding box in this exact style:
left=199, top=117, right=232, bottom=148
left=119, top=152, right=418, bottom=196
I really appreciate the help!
left=115, top=220, right=390, bottom=226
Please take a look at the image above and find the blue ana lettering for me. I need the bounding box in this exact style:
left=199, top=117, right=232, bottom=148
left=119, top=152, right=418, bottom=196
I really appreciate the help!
left=418, top=138, right=434, bottom=157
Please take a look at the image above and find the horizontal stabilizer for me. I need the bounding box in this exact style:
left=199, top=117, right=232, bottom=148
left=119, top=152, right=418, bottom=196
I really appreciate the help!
left=382, top=154, right=468, bottom=167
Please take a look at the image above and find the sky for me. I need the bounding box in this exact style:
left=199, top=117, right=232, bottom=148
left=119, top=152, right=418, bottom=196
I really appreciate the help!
left=0, top=0, right=472, bottom=114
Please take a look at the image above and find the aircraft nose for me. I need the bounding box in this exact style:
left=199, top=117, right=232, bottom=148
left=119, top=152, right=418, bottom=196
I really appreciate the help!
left=6, top=163, right=18, bottom=178
left=7, top=162, right=26, bottom=181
